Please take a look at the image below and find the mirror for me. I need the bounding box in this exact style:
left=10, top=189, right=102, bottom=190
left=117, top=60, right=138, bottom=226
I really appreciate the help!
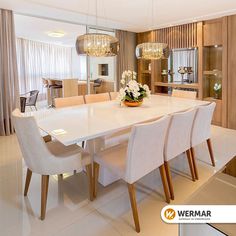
left=167, top=47, right=198, bottom=84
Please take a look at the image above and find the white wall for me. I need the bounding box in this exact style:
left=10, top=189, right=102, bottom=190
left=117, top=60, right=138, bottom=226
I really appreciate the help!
left=89, top=57, right=115, bottom=81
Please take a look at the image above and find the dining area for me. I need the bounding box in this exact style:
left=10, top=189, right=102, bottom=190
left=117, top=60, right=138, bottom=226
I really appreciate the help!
left=10, top=91, right=236, bottom=235
left=2, top=1, right=236, bottom=235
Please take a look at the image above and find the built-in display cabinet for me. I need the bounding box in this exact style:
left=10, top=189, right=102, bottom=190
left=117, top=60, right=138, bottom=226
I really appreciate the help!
left=137, top=16, right=236, bottom=128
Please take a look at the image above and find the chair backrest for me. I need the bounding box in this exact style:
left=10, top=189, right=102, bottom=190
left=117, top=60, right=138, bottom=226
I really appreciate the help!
left=110, top=91, right=119, bottom=100
left=28, top=90, right=39, bottom=105
left=12, top=109, right=52, bottom=174
left=125, top=116, right=170, bottom=184
left=94, top=78, right=102, bottom=85
left=165, top=109, right=197, bottom=161
left=84, top=92, right=110, bottom=104
left=54, top=96, right=85, bottom=108
left=191, top=102, right=216, bottom=147
left=172, top=89, right=197, bottom=99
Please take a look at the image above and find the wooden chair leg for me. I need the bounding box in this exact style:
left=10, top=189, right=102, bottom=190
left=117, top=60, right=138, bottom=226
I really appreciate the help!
left=186, top=149, right=195, bottom=182
left=24, top=168, right=32, bottom=196
left=207, top=139, right=216, bottom=167
left=43, top=135, right=52, bottom=143
left=127, top=183, right=140, bottom=233
left=93, top=162, right=99, bottom=198
left=41, top=175, right=49, bottom=220
left=190, top=147, right=199, bottom=180
left=159, top=164, right=170, bottom=203
left=164, top=161, right=174, bottom=200
left=85, top=164, right=93, bottom=201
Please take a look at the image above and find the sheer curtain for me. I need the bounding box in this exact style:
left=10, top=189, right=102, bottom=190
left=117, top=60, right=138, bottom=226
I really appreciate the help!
left=16, top=38, right=73, bottom=99
left=0, top=9, right=19, bottom=136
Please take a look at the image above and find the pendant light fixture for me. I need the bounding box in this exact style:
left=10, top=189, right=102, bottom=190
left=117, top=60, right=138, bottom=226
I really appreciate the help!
left=136, top=0, right=168, bottom=60
left=76, top=0, right=119, bottom=57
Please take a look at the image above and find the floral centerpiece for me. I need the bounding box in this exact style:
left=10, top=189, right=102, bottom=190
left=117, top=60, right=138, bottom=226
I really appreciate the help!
left=118, top=70, right=151, bottom=107
left=213, top=83, right=221, bottom=99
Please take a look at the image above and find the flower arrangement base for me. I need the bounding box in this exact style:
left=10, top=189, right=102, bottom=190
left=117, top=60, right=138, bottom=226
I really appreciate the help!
left=123, top=100, right=143, bottom=107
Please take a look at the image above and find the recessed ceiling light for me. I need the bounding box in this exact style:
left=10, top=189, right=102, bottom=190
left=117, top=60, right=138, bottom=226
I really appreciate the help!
left=214, top=45, right=218, bottom=48
left=47, top=31, right=65, bottom=38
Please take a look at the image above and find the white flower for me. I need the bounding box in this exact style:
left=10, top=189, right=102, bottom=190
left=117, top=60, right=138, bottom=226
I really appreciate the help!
left=143, top=84, right=149, bottom=91
left=214, top=83, right=221, bottom=91
left=133, top=91, right=140, bottom=98
left=128, top=80, right=139, bottom=92
left=118, top=88, right=126, bottom=102
left=121, top=78, right=125, bottom=85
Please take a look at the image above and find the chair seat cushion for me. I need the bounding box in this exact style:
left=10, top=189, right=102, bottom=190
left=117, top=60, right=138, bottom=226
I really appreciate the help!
left=46, top=141, right=91, bottom=167
left=94, top=143, right=128, bottom=179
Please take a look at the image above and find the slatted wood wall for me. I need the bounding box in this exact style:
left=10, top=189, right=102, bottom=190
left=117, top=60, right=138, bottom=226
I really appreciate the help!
left=153, top=23, right=198, bottom=49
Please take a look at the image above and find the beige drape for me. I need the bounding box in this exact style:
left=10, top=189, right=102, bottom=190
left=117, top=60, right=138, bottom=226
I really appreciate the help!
left=116, top=30, right=137, bottom=90
left=0, top=9, right=19, bottom=136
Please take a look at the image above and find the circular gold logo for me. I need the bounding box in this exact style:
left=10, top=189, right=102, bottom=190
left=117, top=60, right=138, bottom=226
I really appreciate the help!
left=164, top=208, right=176, bottom=220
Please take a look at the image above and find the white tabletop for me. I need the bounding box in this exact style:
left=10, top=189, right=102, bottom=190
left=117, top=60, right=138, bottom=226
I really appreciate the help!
left=30, top=95, right=209, bottom=146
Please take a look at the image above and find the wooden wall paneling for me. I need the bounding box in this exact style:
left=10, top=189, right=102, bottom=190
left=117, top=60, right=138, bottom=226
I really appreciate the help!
left=203, top=19, right=223, bottom=46
left=197, top=22, right=203, bottom=99
left=222, top=16, right=228, bottom=128
left=227, top=15, right=236, bottom=129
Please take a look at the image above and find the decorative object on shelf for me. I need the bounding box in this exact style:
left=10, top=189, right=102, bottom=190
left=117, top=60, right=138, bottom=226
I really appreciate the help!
left=119, top=70, right=151, bottom=107
left=184, top=66, right=193, bottom=83
left=135, top=0, right=168, bottom=60
left=148, top=63, right=151, bottom=71
left=161, top=69, right=168, bottom=83
left=213, top=83, right=221, bottom=99
left=76, top=0, right=119, bottom=57
left=178, top=66, right=187, bottom=84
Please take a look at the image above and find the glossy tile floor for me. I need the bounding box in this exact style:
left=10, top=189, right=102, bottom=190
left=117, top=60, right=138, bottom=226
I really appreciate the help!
left=1, top=125, right=236, bottom=236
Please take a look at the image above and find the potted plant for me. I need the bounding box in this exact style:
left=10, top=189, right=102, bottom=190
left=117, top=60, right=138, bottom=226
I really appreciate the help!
left=213, top=83, right=221, bottom=99
left=118, top=70, right=151, bottom=107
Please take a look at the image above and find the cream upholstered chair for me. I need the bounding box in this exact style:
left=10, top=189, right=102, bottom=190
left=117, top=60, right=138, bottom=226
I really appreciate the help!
left=54, top=96, right=84, bottom=108
left=164, top=109, right=197, bottom=200
left=190, top=102, right=216, bottom=180
left=12, top=109, right=93, bottom=220
left=172, top=89, right=197, bottom=99
left=93, top=116, right=171, bottom=232
left=109, top=91, right=119, bottom=100
left=84, top=92, right=110, bottom=104
left=54, top=95, right=86, bottom=148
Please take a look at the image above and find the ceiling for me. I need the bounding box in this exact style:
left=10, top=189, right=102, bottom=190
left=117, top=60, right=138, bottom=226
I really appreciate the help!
left=14, top=14, right=86, bottom=47
left=2, top=0, right=236, bottom=33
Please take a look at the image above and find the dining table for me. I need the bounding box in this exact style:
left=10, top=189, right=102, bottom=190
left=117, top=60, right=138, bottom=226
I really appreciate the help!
left=27, top=95, right=209, bottom=186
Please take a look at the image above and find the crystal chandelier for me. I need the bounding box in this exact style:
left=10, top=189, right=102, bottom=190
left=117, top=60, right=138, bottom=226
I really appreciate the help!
left=76, top=0, right=119, bottom=57
left=136, top=43, right=168, bottom=60
left=76, top=33, right=119, bottom=57
left=135, top=0, right=168, bottom=60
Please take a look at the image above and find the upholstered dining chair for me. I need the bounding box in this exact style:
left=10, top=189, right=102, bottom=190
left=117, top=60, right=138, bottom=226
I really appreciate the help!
left=172, top=89, right=197, bottom=99
left=93, top=116, right=171, bottom=232
left=20, top=90, right=39, bottom=112
left=109, top=91, right=119, bottom=100
left=164, top=109, right=197, bottom=200
left=12, top=109, right=93, bottom=220
left=190, top=102, right=216, bottom=180
left=54, top=96, right=85, bottom=108
left=84, top=92, right=110, bottom=104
